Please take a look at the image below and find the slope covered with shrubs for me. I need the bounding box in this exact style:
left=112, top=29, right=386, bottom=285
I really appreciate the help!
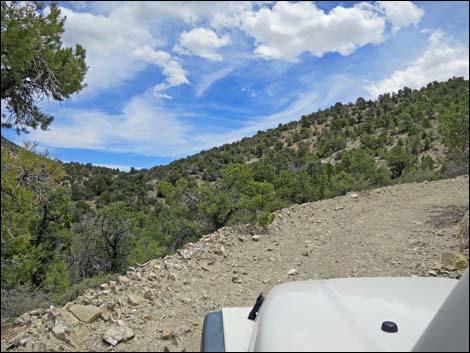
left=1, top=77, right=468, bottom=316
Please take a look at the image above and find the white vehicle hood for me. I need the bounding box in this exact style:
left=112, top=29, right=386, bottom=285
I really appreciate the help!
left=222, top=277, right=459, bottom=352
left=249, top=277, right=458, bottom=352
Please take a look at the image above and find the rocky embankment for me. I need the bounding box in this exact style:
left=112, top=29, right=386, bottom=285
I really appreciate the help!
left=1, top=176, right=469, bottom=352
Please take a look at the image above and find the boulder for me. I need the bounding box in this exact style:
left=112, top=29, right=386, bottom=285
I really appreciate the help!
left=58, top=308, right=80, bottom=327
left=68, top=304, right=102, bottom=323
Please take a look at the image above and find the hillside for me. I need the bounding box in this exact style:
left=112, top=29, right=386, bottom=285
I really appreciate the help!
left=1, top=176, right=469, bottom=352
left=1, top=78, right=469, bottom=321
left=144, top=77, right=468, bottom=183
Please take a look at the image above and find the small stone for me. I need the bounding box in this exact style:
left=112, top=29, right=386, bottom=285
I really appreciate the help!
left=118, top=276, right=131, bottom=285
left=128, top=295, right=145, bottom=306
left=99, top=283, right=108, bottom=290
left=143, top=290, right=154, bottom=301
left=232, top=275, right=243, bottom=284
left=52, top=323, right=67, bottom=341
left=287, top=269, right=298, bottom=276
left=178, top=249, right=192, bottom=259
left=428, top=270, right=438, bottom=276
left=350, top=193, right=359, bottom=199
left=103, top=326, right=135, bottom=346
left=442, top=265, right=456, bottom=272
left=252, top=235, right=260, bottom=242
left=302, top=250, right=310, bottom=257
left=100, top=310, right=110, bottom=321
left=168, top=273, right=178, bottom=281
left=214, top=246, right=225, bottom=256
left=334, top=206, right=344, bottom=211
left=128, top=272, right=142, bottom=281
left=161, top=329, right=175, bottom=340
left=46, top=310, right=57, bottom=329
left=14, top=312, right=32, bottom=326
left=238, top=236, right=246, bottom=242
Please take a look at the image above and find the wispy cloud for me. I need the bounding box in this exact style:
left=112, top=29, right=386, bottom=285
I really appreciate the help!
left=26, top=94, right=191, bottom=157
left=195, top=67, right=234, bottom=97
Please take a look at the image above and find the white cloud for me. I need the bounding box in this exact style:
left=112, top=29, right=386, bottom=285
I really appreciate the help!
left=58, top=7, right=159, bottom=93
left=365, top=31, right=469, bottom=97
left=175, top=28, right=231, bottom=61
left=54, top=1, right=426, bottom=97
left=241, top=1, right=387, bottom=61
left=56, top=2, right=221, bottom=94
left=27, top=94, right=191, bottom=157
left=239, top=1, right=427, bottom=62
left=208, top=2, right=255, bottom=30
left=377, top=1, right=424, bottom=33
left=55, top=2, right=257, bottom=95
left=132, top=46, right=189, bottom=91
left=195, top=67, right=234, bottom=97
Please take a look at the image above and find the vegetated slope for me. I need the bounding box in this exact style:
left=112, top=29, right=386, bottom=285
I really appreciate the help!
left=1, top=78, right=468, bottom=320
left=1, top=176, right=468, bottom=352
left=146, top=77, right=468, bottom=182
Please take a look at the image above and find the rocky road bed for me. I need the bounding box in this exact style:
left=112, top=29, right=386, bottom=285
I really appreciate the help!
left=1, top=175, right=469, bottom=352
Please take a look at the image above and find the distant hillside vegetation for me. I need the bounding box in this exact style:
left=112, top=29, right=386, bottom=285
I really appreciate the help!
left=1, top=77, right=468, bottom=317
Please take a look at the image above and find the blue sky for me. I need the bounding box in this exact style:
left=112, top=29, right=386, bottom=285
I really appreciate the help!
left=2, top=1, right=469, bottom=171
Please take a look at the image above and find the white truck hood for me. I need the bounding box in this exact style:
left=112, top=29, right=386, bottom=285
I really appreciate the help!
left=222, top=277, right=459, bottom=352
